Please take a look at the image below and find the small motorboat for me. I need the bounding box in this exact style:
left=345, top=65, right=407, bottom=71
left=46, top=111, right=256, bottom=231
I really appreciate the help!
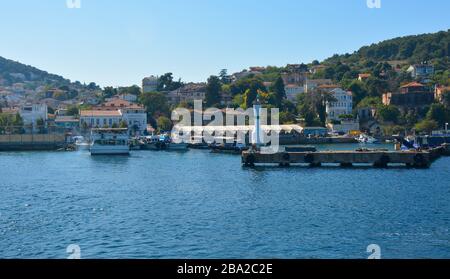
left=73, top=136, right=90, bottom=150
left=355, top=134, right=380, bottom=144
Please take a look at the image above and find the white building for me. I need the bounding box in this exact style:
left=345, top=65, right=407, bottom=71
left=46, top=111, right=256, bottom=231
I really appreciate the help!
left=142, top=76, right=158, bottom=93
left=327, top=119, right=360, bottom=134
left=407, top=64, right=434, bottom=79
left=19, top=103, right=48, bottom=131
left=80, top=110, right=122, bottom=129
left=81, top=99, right=147, bottom=135
left=326, top=88, right=353, bottom=121
left=285, top=84, right=304, bottom=102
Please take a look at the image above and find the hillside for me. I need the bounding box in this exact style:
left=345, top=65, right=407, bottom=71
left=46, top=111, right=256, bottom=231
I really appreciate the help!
left=0, top=56, right=72, bottom=87
left=323, top=30, right=449, bottom=69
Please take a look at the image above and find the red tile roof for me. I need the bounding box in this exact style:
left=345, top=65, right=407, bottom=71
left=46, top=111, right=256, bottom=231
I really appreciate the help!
left=80, top=110, right=122, bottom=117
left=401, top=82, right=424, bottom=88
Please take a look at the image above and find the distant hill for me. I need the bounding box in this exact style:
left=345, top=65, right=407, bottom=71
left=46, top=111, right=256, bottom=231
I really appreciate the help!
left=0, top=56, right=72, bottom=87
left=324, top=30, right=450, bottom=66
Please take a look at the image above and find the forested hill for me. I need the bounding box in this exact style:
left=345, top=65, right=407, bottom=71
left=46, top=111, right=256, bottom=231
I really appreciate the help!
left=0, top=56, right=72, bottom=86
left=324, top=30, right=449, bottom=66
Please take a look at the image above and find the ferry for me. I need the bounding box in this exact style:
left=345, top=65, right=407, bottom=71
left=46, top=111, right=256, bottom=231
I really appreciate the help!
left=90, top=128, right=130, bottom=155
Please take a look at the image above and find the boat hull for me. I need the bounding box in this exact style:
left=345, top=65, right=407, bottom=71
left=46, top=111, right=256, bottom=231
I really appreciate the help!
left=90, top=146, right=130, bottom=155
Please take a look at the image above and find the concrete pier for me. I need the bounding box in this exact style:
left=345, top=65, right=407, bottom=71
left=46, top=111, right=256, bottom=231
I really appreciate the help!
left=242, top=145, right=449, bottom=168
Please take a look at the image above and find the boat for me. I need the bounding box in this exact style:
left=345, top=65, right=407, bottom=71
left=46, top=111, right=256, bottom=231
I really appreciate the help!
left=73, top=136, right=90, bottom=150
left=210, top=142, right=248, bottom=154
left=162, top=134, right=189, bottom=151
left=90, top=128, right=130, bottom=155
left=355, top=134, right=380, bottom=144
left=141, top=134, right=188, bottom=151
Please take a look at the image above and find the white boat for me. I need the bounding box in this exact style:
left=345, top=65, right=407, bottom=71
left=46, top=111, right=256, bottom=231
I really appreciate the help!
left=90, top=128, right=130, bottom=155
left=73, top=136, right=90, bottom=150
left=355, top=134, right=380, bottom=144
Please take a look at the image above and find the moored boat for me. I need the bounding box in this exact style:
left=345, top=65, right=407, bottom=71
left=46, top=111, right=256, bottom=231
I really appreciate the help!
left=355, top=134, right=380, bottom=144
left=90, top=128, right=130, bottom=155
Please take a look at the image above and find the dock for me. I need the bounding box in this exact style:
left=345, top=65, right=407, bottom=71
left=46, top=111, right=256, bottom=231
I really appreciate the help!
left=242, top=144, right=450, bottom=168
left=0, top=134, right=67, bottom=151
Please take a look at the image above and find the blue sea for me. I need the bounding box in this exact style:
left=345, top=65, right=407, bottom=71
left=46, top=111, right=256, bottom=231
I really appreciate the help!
left=1, top=144, right=449, bottom=259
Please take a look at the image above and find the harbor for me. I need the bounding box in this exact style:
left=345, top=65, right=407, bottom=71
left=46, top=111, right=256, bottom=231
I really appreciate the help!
left=1, top=145, right=450, bottom=259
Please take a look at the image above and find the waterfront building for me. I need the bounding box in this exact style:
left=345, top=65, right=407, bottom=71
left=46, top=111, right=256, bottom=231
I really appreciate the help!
left=80, top=110, right=122, bottom=129
left=382, top=82, right=434, bottom=111
left=54, top=116, right=80, bottom=130
left=19, top=103, right=48, bottom=132
left=327, top=118, right=360, bottom=135
left=325, top=88, right=353, bottom=121
left=82, top=99, right=147, bottom=135
left=142, top=75, right=158, bottom=93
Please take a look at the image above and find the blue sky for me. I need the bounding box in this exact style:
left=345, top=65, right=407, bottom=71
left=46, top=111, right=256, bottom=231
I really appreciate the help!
left=0, top=0, right=449, bottom=87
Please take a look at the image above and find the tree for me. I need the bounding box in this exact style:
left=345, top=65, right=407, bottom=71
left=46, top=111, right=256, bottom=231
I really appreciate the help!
left=103, top=86, right=117, bottom=98
left=426, top=103, right=448, bottom=126
left=357, top=96, right=382, bottom=108
left=12, top=113, right=24, bottom=134
left=66, top=105, right=79, bottom=116
left=443, top=92, right=450, bottom=107
left=36, top=118, right=45, bottom=133
left=244, top=89, right=259, bottom=109
left=156, top=73, right=183, bottom=92
left=205, top=75, right=222, bottom=106
left=157, top=116, right=172, bottom=132
left=119, top=120, right=128, bottom=129
left=87, top=82, right=99, bottom=91
left=119, top=85, right=141, bottom=96
left=415, top=119, right=439, bottom=134
left=271, top=77, right=286, bottom=107
left=139, top=92, right=170, bottom=117
left=346, top=80, right=367, bottom=106
left=219, top=69, right=229, bottom=83
left=377, top=105, right=400, bottom=123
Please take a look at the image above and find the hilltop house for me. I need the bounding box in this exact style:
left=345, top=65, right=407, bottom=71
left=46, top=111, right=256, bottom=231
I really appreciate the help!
left=407, top=63, right=434, bottom=79
left=304, top=79, right=333, bottom=93
left=142, top=76, right=158, bottom=93
left=382, top=82, right=434, bottom=111
left=168, top=83, right=206, bottom=105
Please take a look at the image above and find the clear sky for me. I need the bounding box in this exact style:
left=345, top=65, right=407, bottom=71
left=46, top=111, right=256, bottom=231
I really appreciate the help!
left=0, top=0, right=449, bottom=87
